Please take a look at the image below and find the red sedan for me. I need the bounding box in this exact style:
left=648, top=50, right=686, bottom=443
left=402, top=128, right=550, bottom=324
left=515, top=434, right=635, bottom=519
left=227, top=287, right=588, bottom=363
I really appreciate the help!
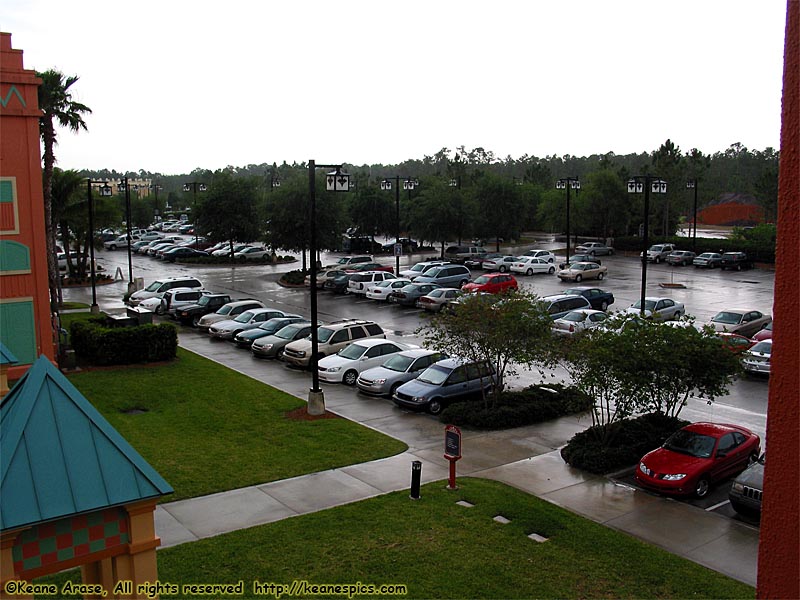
left=461, top=273, right=518, bottom=294
left=634, top=422, right=760, bottom=498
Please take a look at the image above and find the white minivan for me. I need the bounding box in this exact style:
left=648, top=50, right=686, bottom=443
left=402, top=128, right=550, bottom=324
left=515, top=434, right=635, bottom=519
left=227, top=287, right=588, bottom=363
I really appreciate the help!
left=128, top=276, right=203, bottom=306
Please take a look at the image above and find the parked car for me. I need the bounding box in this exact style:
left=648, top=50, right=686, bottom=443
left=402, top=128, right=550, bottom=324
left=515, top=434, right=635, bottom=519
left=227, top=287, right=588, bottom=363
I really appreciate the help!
left=161, top=288, right=208, bottom=317
left=752, top=321, right=773, bottom=342
left=323, top=272, right=354, bottom=294
left=464, top=253, right=502, bottom=269
left=365, top=278, right=413, bottom=301
left=162, top=247, right=208, bottom=262
left=462, top=273, right=518, bottom=294
left=561, top=287, right=615, bottom=311
left=416, top=288, right=462, bottom=312
left=381, top=238, right=418, bottom=253
left=399, top=260, right=448, bottom=280
left=251, top=321, right=313, bottom=359
left=103, top=234, right=140, bottom=250
left=742, top=339, right=772, bottom=375
left=641, top=243, right=676, bottom=263
left=234, top=246, right=270, bottom=260
left=540, top=294, right=593, bottom=320
left=558, top=254, right=601, bottom=270
left=233, top=315, right=304, bottom=348
left=209, top=308, right=293, bottom=340
left=57, top=251, right=80, bottom=271
left=357, top=349, right=446, bottom=397
left=666, top=250, right=696, bottom=266
left=175, top=293, right=233, bottom=326
left=712, top=332, right=755, bottom=354
left=626, top=297, right=685, bottom=321
left=195, top=299, right=265, bottom=332
left=283, top=319, right=386, bottom=369
left=552, top=309, right=609, bottom=335
left=693, top=252, right=723, bottom=268
left=411, top=264, right=471, bottom=288
left=212, top=244, right=251, bottom=257
left=708, top=309, right=772, bottom=338
left=392, top=357, right=495, bottom=415
left=575, top=241, right=614, bottom=256
left=331, top=255, right=372, bottom=267
left=139, top=231, right=164, bottom=242
left=521, top=249, right=556, bottom=263
left=445, top=246, right=485, bottom=263
left=557, top=262, right=607, bottom=282
left=306, top=268, right=348, bottom=287
left=511, top=256, right=556, bottom=276
left=318, top=339, right=414, bottom=385
left=347, top=271, right=396, bottom=296
left=128, top=276, right=203, bottom=306
left=720, top=252, right=754, bottom=271
left=481, top=255, right=517, bottom=273
left=389, top=283, right=441, bottom=307
left=345, top=262, right=395, bottom=274
left=729, top=453, right=765, bottom=516
left=634, top=422, right=760, bottom=498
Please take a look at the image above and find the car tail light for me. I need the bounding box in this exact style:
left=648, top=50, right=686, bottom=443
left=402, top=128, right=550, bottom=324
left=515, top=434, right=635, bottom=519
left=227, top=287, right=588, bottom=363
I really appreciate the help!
left=569, top=324, right=575, bottom=332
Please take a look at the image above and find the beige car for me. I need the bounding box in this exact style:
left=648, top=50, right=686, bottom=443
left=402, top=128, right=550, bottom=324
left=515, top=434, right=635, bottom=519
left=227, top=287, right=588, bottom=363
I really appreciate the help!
left=282, top=319, right=385, bottom=368
left=557, top=262, right=608, bottom=282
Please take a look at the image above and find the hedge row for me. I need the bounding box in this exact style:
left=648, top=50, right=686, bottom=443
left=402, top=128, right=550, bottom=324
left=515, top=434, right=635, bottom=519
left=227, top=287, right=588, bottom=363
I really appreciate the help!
left=611, top=236, right=775, bottom=263
left=70, top=318, right=178, bottom=366
left=560, top=413, right=690, bottom=474
left=440, top=383, right=593, bottom=429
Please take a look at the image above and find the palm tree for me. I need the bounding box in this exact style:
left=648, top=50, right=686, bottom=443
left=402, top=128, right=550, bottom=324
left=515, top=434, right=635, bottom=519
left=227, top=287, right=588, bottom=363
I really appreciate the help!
left=37, top=69, right=92, bottom=308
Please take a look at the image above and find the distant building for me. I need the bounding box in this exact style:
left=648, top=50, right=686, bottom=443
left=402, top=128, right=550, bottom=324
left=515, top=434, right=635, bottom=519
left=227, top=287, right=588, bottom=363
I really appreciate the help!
left=697, top=193, right=766, bottom=226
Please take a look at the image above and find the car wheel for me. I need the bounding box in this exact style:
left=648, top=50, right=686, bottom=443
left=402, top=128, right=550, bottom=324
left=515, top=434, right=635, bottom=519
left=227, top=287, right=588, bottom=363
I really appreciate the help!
left=427, top=398, right=443, bottom=415
left=694, top=476, right=711, bottom=498
left=389, top=382, right=401, bottom=397
left=526, top=268, right=533, bottom=276
left=597, top=272, right=604, bottom=280
left=155, top=304, right=164, bottom=315
left=600, top=301, right=609, bottom=311
left=343, top=370, right=358, bottom=386
left=109, top=244, right=116, bottom=250
left=589, top=251, right=596, bottom=256
left=655, top=256, right=661, bottom=264
left=575, top=274, right=582, bottom=282
left=548, top=266, right=555, bottom=274
left=609, top=249, right=614, bottom=255
left=275, top=348, right=285, bottom=360
left=499, top=265, right=507, bottom=273
left=749, top=451, right=759, bottom=464
left=192, top=316, right=201, bottom=327
left=736, top=264, right=742, bottom=271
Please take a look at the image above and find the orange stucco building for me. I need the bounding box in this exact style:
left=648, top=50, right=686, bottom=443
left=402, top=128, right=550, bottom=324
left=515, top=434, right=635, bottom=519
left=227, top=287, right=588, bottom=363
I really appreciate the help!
left=0, top=32, right=56, bottom=380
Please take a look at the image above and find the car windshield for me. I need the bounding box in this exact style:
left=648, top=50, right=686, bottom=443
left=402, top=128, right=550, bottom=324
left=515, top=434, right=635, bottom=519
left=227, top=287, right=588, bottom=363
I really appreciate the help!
left=234, top=311, right=255, bottom=323
left=562, top=312, right=587, bottom=322
left=197, top=296, right=212, bottom=307
left=144, top=281, right=164, bottom=292
left=417, top=364, right=451, bottom=385
left=338, top=344, right=367, bottom=360
left=374, top=280, right=393, bottom=288
left=258, top=319, right=285, bottom=332
left=473, top=276, right=491, bottom=284
left=410, top=264, right=426, bottom=272
left=698, top=253, right=715, bottom=259
left=382, top=354, right=415, bottom=372
left=275, top=324, right=306, bottom=340
left=631, top=300, right=656, bottom=311
left=215, top=305, right=233, bottom=315
left=750, top=341, right=772, bottom=354
left=424, top=267, right=443, bottom=277
left=562, top=288, right=585, bottom=296
left=664, top=429, right=716, bottom=458
left=316, top=327, right=335, bottom=343
left=712, top=311, right=743, bottom=324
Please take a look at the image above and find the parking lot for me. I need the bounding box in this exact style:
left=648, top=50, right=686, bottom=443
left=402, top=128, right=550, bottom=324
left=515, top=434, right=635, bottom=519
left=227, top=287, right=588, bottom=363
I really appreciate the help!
left=66, top=238, right=772, bottom=526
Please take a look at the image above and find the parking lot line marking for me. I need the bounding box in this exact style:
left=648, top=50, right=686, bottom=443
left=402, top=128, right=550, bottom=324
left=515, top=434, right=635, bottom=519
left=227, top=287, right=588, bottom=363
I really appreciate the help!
left=706, top=500, right=730, bottom=511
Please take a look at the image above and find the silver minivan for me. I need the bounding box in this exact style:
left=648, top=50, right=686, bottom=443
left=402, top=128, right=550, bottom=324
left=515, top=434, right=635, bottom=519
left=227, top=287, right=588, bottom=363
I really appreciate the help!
left=412, top=265, right=471, bottom=288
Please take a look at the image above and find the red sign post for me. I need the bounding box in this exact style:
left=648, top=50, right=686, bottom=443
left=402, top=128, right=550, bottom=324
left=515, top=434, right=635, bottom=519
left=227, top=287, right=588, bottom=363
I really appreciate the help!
left=444, top=424, right=462, bottom=490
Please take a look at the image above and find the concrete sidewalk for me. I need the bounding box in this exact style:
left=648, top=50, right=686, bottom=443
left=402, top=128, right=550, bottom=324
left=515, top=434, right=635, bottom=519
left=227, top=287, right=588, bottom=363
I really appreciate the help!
left=150, top=333, right=760, bottom=587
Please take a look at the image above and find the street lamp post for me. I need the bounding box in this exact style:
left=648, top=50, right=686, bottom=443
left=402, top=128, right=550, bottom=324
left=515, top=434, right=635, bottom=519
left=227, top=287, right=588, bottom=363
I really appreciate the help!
left=627, top=176, right=667, bottom=316
left=149, top=182, right=163, bottom=224
left=382, top=176, right=417, bottom=276
left=183, top=182, right=207, bottom=246
left=556, top=177, right=581, bottom=262
left=86, top=179, right=112, bottom=313
left=308, top=160, right=350, bottom=415
left=117, top=177, right=136, bottom=296
left=449, top=176, right=463, bottom=245
left=687, top=179, right=699, bottom=253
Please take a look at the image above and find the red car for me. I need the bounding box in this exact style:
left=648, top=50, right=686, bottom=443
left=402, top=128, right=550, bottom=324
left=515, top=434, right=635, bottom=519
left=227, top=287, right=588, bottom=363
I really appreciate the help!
left=713, top=332, right=755, bottom=354
left=461, top=273, right=518, bottom=294
left=752, top=321, right=773, bottom=342
left=345, top=262, right=395, bottom=274
left=634, top=422, right=760, bottom=498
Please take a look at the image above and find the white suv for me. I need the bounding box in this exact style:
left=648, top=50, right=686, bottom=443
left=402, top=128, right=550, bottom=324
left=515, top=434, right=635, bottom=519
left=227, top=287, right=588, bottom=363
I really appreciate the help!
left=347, top=271, right=396, bottom=296
left=283, top=319, right=385, bottom=369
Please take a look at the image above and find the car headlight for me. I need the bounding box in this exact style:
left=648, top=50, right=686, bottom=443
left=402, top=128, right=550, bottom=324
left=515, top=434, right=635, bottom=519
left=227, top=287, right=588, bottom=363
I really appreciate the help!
left=326, top=366, right=341, bottom=372
left=259, top=343, right=274, bottom=351
left=731, top=482, right=744, bottom=493
left=373, top=378, right=387, bottom=385
left=412, top=396, right=426, bottom=403
left=639, top=462, right=651, bottom=476
left=661, top=473, right=686, bottom=481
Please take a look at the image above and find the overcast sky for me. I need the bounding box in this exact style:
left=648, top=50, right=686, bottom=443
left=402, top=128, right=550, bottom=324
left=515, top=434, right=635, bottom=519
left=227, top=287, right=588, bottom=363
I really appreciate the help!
left=3, top=0, right=788, bottom=175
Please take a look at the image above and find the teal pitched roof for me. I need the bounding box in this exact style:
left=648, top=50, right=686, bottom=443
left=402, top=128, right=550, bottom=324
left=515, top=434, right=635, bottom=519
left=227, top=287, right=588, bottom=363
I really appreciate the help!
left=0, top=342, right=18, bottom=366
left=0, top=357, right=173, bottom=531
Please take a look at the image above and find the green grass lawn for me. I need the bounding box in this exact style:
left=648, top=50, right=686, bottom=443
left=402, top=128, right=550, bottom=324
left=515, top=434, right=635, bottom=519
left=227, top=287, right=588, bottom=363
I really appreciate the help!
left=66, top=348, right=407, bottom=501
left=40, top=478, right=754, bottom=599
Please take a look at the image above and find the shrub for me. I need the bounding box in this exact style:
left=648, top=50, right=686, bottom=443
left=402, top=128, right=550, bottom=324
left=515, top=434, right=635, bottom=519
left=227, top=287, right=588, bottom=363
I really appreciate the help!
left=70, top=318, right=178, bottom=366
left=440, top=384, right=592, bottom=429
left=280, top=270, right=306, bottom=285
left=560, top=413, right=690, bottom=474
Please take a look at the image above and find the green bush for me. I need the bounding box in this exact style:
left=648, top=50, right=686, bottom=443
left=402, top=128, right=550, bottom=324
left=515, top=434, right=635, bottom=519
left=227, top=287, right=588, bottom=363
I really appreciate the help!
left=280, top=270, right=306, bottom=285
left=70, top=318, right=178, bottom=366
left=440, top=384, right=592, bottom=429
left=560, top=413, right=690, bottom=474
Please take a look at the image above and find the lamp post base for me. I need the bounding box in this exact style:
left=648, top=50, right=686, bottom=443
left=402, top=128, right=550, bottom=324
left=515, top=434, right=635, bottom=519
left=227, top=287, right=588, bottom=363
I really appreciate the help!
left=90, top=304, right=100, bottom=315
left=307, top=389, right=326, bottom=415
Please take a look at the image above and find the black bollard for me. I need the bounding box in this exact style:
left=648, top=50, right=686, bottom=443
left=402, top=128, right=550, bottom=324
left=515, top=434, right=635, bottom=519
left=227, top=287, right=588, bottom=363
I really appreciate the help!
left=410, top=460, right=422, bottom=500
